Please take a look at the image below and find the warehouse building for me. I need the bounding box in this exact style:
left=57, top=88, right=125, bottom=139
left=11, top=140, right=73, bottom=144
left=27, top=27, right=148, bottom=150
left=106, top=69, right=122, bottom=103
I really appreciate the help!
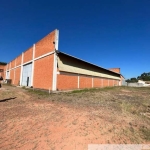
left=4, top=29, right=123, bottom=91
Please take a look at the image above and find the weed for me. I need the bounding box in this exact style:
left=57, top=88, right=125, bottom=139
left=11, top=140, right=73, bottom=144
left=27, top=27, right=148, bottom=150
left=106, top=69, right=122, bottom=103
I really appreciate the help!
left=140, top=127, right=150, bottom=141
left=25, top=88, right=49, bottom=97
left=71, top=86, right=117, bottom=94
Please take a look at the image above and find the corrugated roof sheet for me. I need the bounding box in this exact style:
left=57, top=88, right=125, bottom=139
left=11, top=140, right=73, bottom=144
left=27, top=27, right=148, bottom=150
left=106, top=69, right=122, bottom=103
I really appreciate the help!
left=58, top=57, right=120, bottom=79
left=57, top=50, right=121, bottom=76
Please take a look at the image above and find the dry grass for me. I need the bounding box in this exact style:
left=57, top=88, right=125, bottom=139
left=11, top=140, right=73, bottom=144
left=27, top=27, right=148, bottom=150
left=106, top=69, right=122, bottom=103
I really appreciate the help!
left=0, top=85, right=150, bottom=150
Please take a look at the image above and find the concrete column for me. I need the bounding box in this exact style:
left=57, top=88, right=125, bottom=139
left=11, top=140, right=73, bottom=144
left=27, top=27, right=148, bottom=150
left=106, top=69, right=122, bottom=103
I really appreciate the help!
left=20, top=52, right=24, bottom=86
left=13, top=59, right=16, bottom=84
left=52, top=29, right=59, bottom=91
left=78, top=74, right=80, bottom=89
left=92, top=76, right=93, bottom=88
left=31, top=44, right=35, bottom=87
left=5, top=64, right=8, bottom=79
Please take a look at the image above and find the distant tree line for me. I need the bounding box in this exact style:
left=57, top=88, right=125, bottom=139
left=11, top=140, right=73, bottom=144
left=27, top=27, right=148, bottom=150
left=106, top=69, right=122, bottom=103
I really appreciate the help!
left=126, top=72, right=150, bottom=83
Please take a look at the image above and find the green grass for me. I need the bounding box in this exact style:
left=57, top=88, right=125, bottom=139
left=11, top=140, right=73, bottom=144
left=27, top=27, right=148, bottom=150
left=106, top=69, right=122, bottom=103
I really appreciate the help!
left=25, top=88, right=50, bottom=96
left=3, top=83, right=14, bottom=87
left=71, top=86, right=117, bottom=93
left=140, top=127, right=150, bottom=141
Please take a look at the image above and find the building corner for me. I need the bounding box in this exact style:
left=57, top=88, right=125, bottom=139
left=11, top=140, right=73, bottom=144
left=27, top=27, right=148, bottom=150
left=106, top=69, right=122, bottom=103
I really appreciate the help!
left=52, top=29, right=59, bottom=91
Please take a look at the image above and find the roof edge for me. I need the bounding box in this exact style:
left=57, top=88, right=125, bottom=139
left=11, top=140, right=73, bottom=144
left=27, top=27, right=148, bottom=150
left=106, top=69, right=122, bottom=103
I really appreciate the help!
left=57, top=50, right=120, bottom=76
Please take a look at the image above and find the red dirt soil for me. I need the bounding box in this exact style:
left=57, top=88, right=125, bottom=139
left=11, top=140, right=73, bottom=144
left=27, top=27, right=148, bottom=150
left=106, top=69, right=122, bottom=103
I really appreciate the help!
left=0, top=86, right=149, bottom=150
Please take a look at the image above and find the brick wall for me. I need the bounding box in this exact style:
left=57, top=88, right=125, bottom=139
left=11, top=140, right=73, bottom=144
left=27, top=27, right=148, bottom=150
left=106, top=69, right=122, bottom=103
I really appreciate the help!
left=4, top=29, right=121, bottom=91
left=11, top=60, right=15, bottom=68
left=5, top=30, right=56, bottom=89
left=109, top=79, right=114, bottom=86
left=93, top=77, right=102, bottom=88
left=115, top=80, right=118, bottom=86
left=23, top=47, right=33, bottom=63
left=35, top=31, right=55, bottom=58
left=10, top=69, right=14, bottom=84
left=16, top=55, right=22, bottom=66
left=7, top=63, right=11, bottom=70
left=34, top=55, right=54, bottom=90
left=103, top=79, right=108, bottom=87
left=80, top=75, right=92, bottom=89
left=57, top=71, right=120, bottom=90
left=14, top=67, right=21, bottom=85
left=3, top=71, right=6, bottom=79
left=33, top=30, right=56, bottom=89
left=109, top=68, right=120, bottom=74
left=57, top=73, right=78, bottom=90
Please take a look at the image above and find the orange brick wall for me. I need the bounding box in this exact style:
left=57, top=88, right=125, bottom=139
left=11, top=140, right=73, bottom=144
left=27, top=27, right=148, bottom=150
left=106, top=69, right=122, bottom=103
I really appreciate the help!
left=16, top=55, right=22, bottom=66
left=79, top=75, right=92, bottom=89
left=3, top=65, right=7, bottom=79
left=103, top=78, right=108, bottom=87
left=109, top=79, right=114, bottom=86
left=7, top=63, right=11, bottom=70
left=5, top=30, right=56, bottom=88
left=93, top=77, right=102, bottom=88
left=33, top=55, right=54, bottom=90
left=11, top=60, right=15, bottom=68
left=4, top=29, right=121, bottom=90
left=114, top=80, right=118, bottom=86
left=14, top=67, right=21, bottom=85
left=3, top=65, right=6, bottom=72
left=10, top=69, right=14, bottom=84
left=35, top=31, right=55, bottom=58
left=4, top=71, right=6, bottom=79
left=57, top=73, right=78, bottom=90
left=56, top=72, right=120, bottom=90
left=5, top=64, right=8, bottom=71
left=23, top=47, right=33, bottom=63
left=109, top=68, right=120, bottom=74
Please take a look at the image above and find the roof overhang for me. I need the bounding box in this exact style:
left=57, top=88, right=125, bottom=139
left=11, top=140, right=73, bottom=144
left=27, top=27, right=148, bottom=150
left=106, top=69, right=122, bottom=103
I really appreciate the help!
left=57, top=51, right=121, bottom=80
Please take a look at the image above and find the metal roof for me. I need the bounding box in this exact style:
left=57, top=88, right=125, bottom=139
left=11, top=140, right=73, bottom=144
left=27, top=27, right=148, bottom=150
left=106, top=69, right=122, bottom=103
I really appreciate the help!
left=57, top=50, right=121, bottom=76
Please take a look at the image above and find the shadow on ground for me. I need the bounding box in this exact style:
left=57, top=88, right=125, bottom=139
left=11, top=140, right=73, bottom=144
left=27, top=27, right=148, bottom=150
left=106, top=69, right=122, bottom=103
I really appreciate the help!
left=0, top=97, right=16, bottom=102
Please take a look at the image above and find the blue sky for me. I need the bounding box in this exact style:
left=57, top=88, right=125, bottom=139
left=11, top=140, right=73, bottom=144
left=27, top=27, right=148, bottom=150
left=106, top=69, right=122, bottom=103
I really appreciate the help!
left=0, top=0, right=150, bottom=79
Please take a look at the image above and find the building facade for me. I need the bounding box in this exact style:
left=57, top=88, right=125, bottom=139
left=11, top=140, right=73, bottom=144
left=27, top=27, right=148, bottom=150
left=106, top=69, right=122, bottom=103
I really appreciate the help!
left=4, top=29, right=123, bottom=91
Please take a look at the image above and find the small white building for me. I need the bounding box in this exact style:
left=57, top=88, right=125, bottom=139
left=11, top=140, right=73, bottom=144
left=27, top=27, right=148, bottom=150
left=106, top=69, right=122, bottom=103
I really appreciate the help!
left=138, top=80, right=150, bottom=87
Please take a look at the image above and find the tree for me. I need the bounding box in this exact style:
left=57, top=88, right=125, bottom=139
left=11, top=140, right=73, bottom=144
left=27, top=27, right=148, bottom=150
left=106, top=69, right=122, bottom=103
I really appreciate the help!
left=126, top=72, right=150, bottom=83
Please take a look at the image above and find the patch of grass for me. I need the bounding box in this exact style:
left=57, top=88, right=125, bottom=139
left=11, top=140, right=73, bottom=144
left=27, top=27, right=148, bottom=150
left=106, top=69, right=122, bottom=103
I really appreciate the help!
left=71, top=88, right=94, bottom=93
left=3, top=83, right=14, bottom=87
left=120, top=102, right=136, bottom=114
left=71, top=86, right=117, bottom=94
left=140, top=126, right=150, bottom=141
left=25, top=88, right=50, bottom=97
left=120, top=100, right=148, bottom=116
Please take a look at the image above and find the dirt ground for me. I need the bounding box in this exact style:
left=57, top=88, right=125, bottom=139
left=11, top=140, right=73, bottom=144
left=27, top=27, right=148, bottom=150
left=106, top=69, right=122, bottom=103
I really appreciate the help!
left=0, top=85, right=150, bottom=150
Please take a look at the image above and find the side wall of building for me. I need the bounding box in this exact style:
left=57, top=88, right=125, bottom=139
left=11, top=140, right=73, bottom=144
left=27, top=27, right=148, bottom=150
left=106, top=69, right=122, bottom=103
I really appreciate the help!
left=4, top=29, right=121, bottom=91
left=57, top=72, right=120, bottom=90
left=57, top=53, right=121, bottom=90
left=4, top=30, right=57, bottom=90
left=34, top=54, right=54, bottom=90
